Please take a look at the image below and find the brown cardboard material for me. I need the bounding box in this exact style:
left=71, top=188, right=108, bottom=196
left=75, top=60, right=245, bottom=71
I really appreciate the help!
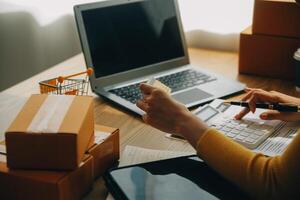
left=0, top=154, right=94, bottom=200
left=239, top=27, right=300, bottom=80
left=87, top=134, right=96, bottom=150
left=87, top=125, right=120, bottom=178
left=252, top=0, right=300, bottom=38
left=5, top=94, right=94, bottom=170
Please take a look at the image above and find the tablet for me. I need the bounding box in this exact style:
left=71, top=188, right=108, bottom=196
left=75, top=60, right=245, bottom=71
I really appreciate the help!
left=104, top=155, right=250, bottom=200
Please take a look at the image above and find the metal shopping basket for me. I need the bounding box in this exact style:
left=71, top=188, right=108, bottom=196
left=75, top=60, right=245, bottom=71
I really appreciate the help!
left=39, top=68, right=93, bottom=95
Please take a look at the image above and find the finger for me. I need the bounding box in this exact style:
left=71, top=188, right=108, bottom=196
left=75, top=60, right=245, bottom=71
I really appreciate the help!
left=239, top=89, right=266, bottom=116
left=250, top=90, right=278, bottom=103
left=235, top=108, right=250, bottom=120
left=244, top=88, right=262, bottom=93
left=244, top=88, right=251, bottom=92
left=142, top=114, right=150, bottom=124
left=143, top=95, right=155, bottom=106
left=247, top=91, right=279, bottom=112
left=260, top=111, right=300, bottom=121
left=142, top=94, right=151, bottom=101
left=136, top=100, right=149, bottom=112
left=140, top=83, right=155, bottom=95
left=248, top=94, right=258, bottom=113
left=241, top=89, right=264, bottom=101
left=241, top=90, right=255, bottom=101
left=244, top=88, right=255, bottom=93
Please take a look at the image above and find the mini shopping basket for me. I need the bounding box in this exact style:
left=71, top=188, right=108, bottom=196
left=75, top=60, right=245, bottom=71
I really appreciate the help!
left=39, top=68, right=93, bottom=95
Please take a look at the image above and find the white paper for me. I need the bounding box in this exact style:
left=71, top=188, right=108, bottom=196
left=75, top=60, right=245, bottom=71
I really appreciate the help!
left=119, top=145, right=194, bottom=167
left=105, top=194, right=114, bottom=200
left=0, top=154, right=6, bottom=163
left=0, top=144, right=6, bottom=154
left=254, top=123, right=299, bottom=157
left=94, top=130, right=111, bottom=145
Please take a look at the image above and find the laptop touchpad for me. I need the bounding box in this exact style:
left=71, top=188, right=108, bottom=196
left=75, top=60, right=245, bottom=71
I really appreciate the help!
left=172, top=88, right=213, bottom=105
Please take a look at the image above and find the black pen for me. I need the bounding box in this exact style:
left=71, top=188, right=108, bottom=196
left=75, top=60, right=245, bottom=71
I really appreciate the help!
left=224, top=101, right=300, bottom=112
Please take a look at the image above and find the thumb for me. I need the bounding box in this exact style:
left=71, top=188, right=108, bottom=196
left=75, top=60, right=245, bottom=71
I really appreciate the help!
left=260, top=111, right=300, bottom=122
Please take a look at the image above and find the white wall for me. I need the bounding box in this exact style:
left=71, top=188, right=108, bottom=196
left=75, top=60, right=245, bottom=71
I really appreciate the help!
left=0, top=0, right=94, bottom=91
left=0, top=0, right=254, bottom=91
left=178, top=0, right=254, bottom=51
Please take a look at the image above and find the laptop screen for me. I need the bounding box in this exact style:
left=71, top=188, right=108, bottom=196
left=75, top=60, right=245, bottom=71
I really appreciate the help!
left=81, top=0, right=185, bottom=78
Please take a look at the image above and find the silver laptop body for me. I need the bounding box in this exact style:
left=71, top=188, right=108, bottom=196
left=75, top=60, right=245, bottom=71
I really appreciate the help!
left=74, top=0, right=245, bottom=115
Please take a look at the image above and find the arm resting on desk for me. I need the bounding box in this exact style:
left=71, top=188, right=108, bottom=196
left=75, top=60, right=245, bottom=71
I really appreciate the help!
left=197, top=129, right=300, bottom=199
left=137, top=84, right=300, bottom=199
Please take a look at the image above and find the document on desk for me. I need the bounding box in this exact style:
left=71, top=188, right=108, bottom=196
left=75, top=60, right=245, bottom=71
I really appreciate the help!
left=253, top=122, right=299, bottom=157
left=119, top=145, right=194, bottom=167
left=209, top=99, right=300, bottom=157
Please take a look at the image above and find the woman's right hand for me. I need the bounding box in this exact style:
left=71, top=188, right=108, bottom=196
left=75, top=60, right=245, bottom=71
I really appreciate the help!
left=235, top=88, right=300, bottom=122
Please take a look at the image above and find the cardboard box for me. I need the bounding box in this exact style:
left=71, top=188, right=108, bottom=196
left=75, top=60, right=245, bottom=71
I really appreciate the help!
left=5, top=94, right=94, bottom=170
left=0, top=152, right=94, bottom=200
left=87, top=125, right=119, bottom=178
left=239, top=27, right=300, bottom=80
left=253, top=0, right=300, bottom=38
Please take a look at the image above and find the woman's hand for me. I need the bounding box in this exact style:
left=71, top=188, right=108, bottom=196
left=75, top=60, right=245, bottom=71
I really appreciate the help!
left=235, top=88, right=300, bottom=122
left=136, top=83, right=190, bottom=134
left=137, top=83, right=208, bottom=148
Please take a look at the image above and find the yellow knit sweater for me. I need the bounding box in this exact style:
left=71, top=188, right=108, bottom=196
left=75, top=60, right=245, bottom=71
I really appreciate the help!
left=196, top=129, right=300, bottom=199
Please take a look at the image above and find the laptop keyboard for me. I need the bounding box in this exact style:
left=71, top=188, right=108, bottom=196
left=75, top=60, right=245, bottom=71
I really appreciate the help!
left=110, top=82, right=143, bottom=104
left=109, top=69, right=217, bottom=104
left=157, top=69, right=216, bottom=93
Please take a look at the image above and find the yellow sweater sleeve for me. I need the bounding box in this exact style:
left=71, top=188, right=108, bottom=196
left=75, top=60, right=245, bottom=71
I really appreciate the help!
left=196, top=129, right=300, bottom=199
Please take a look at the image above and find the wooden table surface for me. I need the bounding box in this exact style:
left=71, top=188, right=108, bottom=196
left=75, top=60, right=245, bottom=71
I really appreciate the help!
left=0, top=48, right=298, bottom=199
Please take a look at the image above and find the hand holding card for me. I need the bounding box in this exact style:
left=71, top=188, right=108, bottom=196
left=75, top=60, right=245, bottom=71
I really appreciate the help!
left=147, top=78, right=172, bottom=94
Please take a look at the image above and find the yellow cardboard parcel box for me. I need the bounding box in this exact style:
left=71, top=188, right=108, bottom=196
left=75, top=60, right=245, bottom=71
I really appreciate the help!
left=5, top=94, right=94, bottom=170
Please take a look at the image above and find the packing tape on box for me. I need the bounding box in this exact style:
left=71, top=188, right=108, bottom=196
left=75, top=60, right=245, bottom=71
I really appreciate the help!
left=27, top=95, right=75, bottom=133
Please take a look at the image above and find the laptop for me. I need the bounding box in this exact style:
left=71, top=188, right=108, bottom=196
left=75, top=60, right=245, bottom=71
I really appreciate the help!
left=74, top=0, right=245, bottom=115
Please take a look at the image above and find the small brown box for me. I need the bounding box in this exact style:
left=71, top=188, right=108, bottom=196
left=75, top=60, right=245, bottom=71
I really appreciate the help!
left=252, top=0, right=300, bottom=38
left=5, top=94, right=94, bottom=170
left=239, top=27, right=300, bottom=80
left=87, top=125, right=120, bottom=178
left=0, top=153, right=94, bottom=200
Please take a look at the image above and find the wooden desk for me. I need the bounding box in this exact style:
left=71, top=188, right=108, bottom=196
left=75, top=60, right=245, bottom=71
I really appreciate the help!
left=0, top=48, right=298, bottom=199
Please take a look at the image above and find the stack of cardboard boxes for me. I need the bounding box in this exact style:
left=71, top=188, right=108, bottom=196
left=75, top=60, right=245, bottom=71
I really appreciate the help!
left=239, top=0, right=300, bottom=80
left=0, top=94, right=120, bottom=200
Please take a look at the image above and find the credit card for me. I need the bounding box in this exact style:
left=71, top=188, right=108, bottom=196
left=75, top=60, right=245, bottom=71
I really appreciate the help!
left=147, top=78, right=172, bottom=94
